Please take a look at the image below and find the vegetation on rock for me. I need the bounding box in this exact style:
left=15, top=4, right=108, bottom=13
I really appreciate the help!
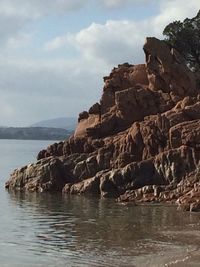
left=163, top=10, right=200, bottom=72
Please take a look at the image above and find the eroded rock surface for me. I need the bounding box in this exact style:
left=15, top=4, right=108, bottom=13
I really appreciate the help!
left=5, top=37, right=200, bottom=211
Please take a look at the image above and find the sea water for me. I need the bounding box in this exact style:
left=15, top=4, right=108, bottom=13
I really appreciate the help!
left=0, top=139, right=200, bottom=267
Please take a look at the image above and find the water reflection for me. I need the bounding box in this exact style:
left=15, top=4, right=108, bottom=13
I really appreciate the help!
left=5, top=191, right=200, bottom=267
left=1, top=139, right=200, bottom=266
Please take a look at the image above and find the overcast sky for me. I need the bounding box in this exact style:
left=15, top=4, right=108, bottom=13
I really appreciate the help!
left=0, top=0, right=199, bottom=126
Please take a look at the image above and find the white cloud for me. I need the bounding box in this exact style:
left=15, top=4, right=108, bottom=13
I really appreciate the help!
left=2, top=0, right=198, bottom=48
left=0, top=0, right=88, bottom=46
left=0, top=0, right=87, bottom=19
left=44, top=36, right=69, bottom=51
left=45, top=0, right=199, bottom=67
left=67, top=20, right=146, bottom=65
left=153, top=0, right=200, bottom=35
left=0, top=55, right=105, bottom=126
left=0, top=0, right=199, bottom=126
left=6, top=33, right=32, bottom=49
left=44, top=20, right=148, bottom=66
left=99, top=0, right=150, bottom=9
left=99, top=0, right=131, bottom=8
left=0, top=15, right=27, bottom=45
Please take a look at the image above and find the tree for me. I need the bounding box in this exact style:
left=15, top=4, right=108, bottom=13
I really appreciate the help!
left=163, top=10, right=200, bottom=72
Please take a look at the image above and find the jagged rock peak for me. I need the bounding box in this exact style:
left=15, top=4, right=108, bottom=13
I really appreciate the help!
left=73, top=37, right=198, bottom=140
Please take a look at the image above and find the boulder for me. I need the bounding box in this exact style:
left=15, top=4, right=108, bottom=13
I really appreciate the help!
left=144, top=37, right=196, bottom=96
left=5, top=157, right=70, bottom=192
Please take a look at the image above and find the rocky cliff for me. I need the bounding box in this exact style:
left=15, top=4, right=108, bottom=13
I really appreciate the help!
left=5, top=37, right=200, bottom=211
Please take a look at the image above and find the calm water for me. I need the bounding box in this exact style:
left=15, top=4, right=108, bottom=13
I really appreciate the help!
left=0, top=140, right=200, bottom=267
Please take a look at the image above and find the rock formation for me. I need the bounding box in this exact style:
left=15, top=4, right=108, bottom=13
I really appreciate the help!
left=5, top=37, right=200, bottom=211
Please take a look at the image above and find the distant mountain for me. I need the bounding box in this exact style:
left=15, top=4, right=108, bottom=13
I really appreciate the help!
left=30, top=117, right=77, bottom=130
left=0, top=127, right=72, bottom=141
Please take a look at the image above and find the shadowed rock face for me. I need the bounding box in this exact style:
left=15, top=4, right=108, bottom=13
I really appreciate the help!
left=5, top=37, right=200, bottom=211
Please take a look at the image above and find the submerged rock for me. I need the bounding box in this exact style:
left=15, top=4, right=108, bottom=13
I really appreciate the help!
left=5, top=37, right=200, bottom=211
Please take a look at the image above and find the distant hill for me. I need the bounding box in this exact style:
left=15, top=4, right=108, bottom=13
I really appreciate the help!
left=0, top=127, right=72, bottom=141
left=31, top=117, right=77, bottom=130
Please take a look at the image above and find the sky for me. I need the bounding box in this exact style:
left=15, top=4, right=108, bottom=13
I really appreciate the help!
left=0, top=0, right=199, bottom=126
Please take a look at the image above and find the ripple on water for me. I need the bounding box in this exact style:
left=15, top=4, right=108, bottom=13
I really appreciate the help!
left=1, top=140, right=200, bottom=266
left=1, top=191, right=200, bottom=266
